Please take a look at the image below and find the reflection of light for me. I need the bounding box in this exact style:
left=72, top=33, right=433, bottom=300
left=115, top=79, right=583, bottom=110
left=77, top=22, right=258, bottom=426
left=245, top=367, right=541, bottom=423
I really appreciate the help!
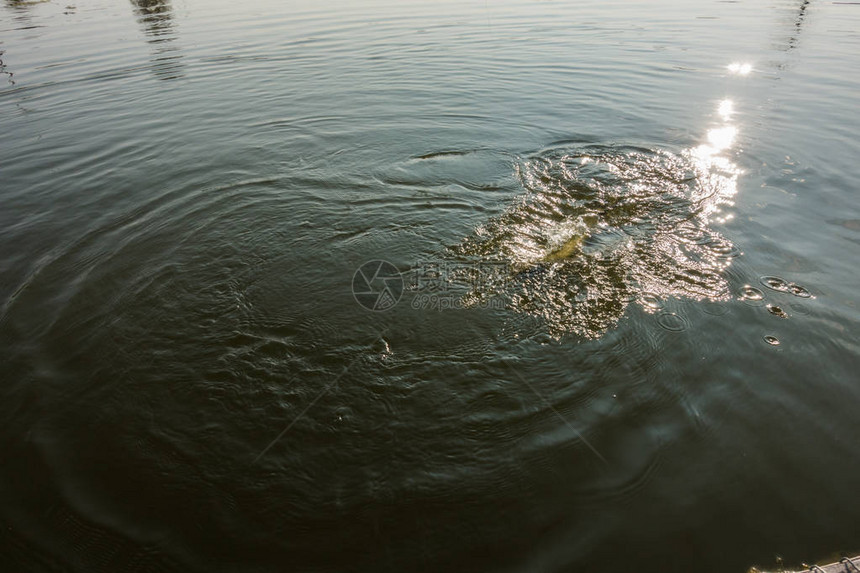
left=691, top=126, right=738, bottom=160
left=727, top=62, right=752, bottom=75
left=455, top=97, right=748, bottom=337
left=687, top=99, right=743, bottom=224
left=718, top=99, right=734, bottom=120
left=706, top=125, right=737, bottom=151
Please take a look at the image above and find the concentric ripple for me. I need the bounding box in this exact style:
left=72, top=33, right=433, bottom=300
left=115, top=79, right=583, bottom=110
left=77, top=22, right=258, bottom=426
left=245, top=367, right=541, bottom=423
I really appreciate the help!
left=452, top=141, right=741, bottom=337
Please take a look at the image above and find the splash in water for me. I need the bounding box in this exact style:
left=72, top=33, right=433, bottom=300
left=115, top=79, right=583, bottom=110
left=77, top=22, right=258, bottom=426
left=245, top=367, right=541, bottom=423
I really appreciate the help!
left=452, top=110, right=742, bottom=337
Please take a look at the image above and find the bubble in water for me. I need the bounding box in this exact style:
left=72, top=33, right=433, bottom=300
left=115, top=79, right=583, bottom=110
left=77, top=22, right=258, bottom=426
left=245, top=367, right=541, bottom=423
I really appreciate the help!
left=740, top=285, right=764, bottom=300
left=766, top=304, right=788, bottom=318
left=657, top=312, right=688, bottom=332
left=763, top=335, right=780, bottom=346
left=788, top=283, right=812, bottom=298
left=760, top=276, right=791, bottom=292
left=740, top=285, right=765, bottom=306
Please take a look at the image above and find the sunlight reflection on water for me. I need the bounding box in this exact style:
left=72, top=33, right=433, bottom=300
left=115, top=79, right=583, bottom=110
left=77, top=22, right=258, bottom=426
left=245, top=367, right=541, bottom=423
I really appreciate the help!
left=453, top=97, right=743, bottom=338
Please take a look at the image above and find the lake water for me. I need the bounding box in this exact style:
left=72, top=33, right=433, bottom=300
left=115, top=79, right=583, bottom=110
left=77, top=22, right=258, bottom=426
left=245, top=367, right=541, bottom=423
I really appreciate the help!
left=1, top=0, right=859, bottom=571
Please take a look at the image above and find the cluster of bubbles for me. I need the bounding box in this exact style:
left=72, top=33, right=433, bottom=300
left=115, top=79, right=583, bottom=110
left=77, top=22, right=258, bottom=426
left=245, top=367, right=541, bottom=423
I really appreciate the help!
left=739, top=275, right=814, bottom=346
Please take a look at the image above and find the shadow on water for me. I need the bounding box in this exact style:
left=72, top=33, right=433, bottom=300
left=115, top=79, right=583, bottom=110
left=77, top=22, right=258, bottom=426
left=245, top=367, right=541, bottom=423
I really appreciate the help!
left=130, top=0, right=184, bottom=80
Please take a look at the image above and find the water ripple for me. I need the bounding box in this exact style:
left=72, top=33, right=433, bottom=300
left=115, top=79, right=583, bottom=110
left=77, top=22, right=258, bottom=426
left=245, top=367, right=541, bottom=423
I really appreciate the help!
left=452, top=140, right=741, bottom=337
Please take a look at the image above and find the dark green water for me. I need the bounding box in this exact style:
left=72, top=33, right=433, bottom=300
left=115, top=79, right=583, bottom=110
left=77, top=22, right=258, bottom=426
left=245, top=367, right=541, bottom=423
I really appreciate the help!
left=1, top=0, right=859, bottom=571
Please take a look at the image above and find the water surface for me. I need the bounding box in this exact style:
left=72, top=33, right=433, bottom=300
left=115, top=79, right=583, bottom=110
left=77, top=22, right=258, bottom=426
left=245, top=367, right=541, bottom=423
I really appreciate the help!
left=1, top=0, right=859, bottom=571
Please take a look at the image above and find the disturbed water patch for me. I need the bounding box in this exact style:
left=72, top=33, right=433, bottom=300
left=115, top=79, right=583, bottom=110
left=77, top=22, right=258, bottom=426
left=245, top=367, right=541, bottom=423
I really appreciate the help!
left=451, top=142, right=741, bottom=337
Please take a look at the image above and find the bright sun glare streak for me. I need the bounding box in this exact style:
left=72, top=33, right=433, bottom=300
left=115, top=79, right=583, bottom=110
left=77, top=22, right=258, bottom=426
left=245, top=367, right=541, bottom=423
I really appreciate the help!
left=718, top=99, right=734, bottom=121
left=727, top=62, right=752, bottom=75
left=688, top=97, right=743, bottom=225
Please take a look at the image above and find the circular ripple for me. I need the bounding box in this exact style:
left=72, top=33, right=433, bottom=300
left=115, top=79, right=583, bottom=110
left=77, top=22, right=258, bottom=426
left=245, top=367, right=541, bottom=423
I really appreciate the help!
left=739, top=285, right=765, bottom=306
left=763, top=335, right=780, bottom=346
left=740, top=285, right=764, bottom=300
left=657, top=312, right=688, bottom=332
left=766, top=304, right=788, bottom=318
left=760, top=275, right=791, bottom=293
left=788, top=283, right=812, bottom=298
